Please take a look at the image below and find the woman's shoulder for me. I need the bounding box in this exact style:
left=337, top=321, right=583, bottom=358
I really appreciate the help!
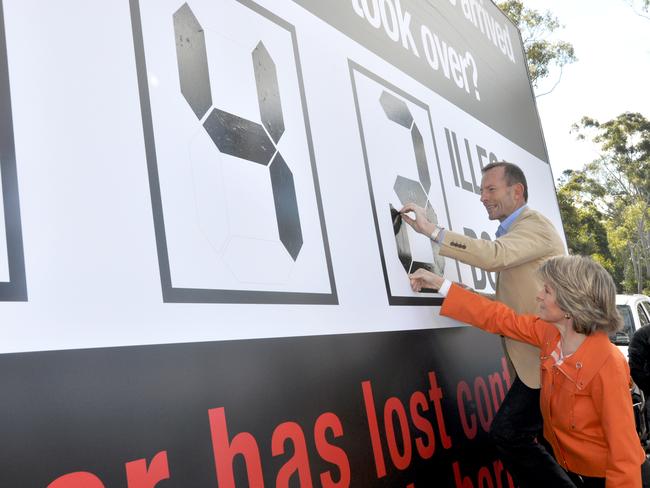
left=604, top=344, right=630, bottom=371
left=591, top=336, right=630, bottom=375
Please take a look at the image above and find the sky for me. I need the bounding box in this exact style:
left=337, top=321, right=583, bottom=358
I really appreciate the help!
left=521, top=0, right=650, bottom=182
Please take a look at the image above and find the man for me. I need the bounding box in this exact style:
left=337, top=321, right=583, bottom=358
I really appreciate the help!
left=629, top=324, right=650, bottom=424
left=629, top=324, right=650, bottom=465
left=401, top=161, right=569, bottom=487
left=630, top=325, right=650, bottom=399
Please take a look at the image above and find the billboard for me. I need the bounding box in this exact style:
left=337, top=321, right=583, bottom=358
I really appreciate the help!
left=0, top=0, right=562, bottom=486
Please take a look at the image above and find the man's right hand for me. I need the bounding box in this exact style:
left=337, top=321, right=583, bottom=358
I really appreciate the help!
left=409, top=268, right=444, bottom=292
left=399, top=203, right=435, bottom=237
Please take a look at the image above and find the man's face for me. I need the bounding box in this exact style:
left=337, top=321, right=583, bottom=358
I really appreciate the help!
left=479, top=167, right=521, bottom=222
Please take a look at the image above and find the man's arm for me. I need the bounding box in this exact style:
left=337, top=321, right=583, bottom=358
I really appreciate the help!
left=401, top=203, right=562, bottom=273
left=400, top=203, right=560, bottom=271
left=439, top=224, right=556, bottom=272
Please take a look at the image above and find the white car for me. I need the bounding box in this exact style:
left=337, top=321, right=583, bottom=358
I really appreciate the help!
left=612, top=294, right=650, bottom=357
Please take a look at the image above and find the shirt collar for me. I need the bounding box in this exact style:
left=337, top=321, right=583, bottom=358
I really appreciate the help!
left=496, top=205, right=527, bottom=237
left=542, top=333, right=615, bottom=390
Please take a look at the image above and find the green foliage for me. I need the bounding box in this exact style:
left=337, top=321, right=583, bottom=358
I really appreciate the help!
left=562, top=112, right=650, bottom=293
left=556, top=170, right=615, bottom=276
left=497, top=0, right=576, bottom=88
left=606, top=202, right=650, bottom=293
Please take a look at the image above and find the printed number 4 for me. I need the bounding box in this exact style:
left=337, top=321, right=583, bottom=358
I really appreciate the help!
left=173, top=4, right=303, bottom=260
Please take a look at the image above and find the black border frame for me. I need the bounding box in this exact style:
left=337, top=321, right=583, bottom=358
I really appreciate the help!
left=0, top=0, right=27, bottom=302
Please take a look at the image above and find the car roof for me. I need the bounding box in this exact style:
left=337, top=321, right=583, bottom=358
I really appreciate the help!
left=616, top=294, right=650, bottom=306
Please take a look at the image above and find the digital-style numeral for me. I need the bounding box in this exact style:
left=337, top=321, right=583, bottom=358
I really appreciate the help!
left=379, top=90, right=444, bottom=275
left=173, top=3, right=303, bottom=261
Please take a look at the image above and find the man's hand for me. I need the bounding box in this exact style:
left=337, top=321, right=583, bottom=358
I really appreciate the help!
left=400, top=203, right=435, bottom=237
left=409, top=268, right=444, bottom=292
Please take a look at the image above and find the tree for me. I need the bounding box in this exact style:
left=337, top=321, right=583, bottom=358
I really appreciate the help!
left=607, top=202, right=650, bottom=293
left=568, top=112, right=650, bottom=293
left=556, top=170, right=615, bottom=274
left=498, top=1, right=576, bottom=94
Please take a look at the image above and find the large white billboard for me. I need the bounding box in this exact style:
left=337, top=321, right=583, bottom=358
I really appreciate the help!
left=0, top=0, right=563, bottom=485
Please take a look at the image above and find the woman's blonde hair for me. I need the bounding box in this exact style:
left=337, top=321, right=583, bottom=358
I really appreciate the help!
left=537, top=255, right=622, bottom=335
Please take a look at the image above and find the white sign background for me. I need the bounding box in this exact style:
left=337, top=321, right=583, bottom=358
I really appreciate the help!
left=0, top=0, right=565, bottom=354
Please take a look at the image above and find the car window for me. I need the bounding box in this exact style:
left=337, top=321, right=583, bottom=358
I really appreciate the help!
left=642, top=301, right=650, bottom=321
left=638, top=303, right=650, bottom=327
left=617, top=305, right=635, bottom=338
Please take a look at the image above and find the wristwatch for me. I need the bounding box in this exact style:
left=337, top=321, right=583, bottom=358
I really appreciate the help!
left=430, top=225, right=444, bottom=242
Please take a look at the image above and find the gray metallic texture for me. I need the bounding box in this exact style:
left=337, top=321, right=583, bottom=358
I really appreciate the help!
left=203, top=109, right=275, bottom=165
left=393, top=175, right=427, bottom=208
left=173, top=3, right=212, bottom=119
left=379, top=91, right=413, bottom=129
left=411, top=123, right=430, bottom=193
left=253, top=42, right=285, bottom=144
left=173, top=4, right=303, bottom=261
left=270, top=153, right=303, bottom=260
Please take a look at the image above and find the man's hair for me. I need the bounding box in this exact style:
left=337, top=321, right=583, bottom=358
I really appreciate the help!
left=482, top=161, right=528, bottom=202
left=537, top=255, right=622, bottom=335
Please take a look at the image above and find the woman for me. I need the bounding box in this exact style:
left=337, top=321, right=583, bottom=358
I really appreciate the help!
left=410, top=255, right=646, bottom=487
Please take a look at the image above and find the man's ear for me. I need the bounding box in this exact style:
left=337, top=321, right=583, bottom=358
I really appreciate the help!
left=513, top=182, right=525, bottom=202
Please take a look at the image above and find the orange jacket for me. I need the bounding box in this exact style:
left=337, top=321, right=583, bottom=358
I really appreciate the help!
left=441, top=284, right=645, bottom=487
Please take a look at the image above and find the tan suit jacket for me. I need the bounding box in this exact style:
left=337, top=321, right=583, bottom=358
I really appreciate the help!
left=440, top=206, right=566, bottom=388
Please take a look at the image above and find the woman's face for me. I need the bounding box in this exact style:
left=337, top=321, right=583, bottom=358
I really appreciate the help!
left=536, top=281, right=566, bottom=323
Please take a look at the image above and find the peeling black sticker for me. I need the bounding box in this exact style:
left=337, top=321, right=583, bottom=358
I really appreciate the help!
left=270, top=152, right=302, bottom=260
left=173, top=4, right=212, bottom=119
left=253, top=42, right=284, bottom=144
